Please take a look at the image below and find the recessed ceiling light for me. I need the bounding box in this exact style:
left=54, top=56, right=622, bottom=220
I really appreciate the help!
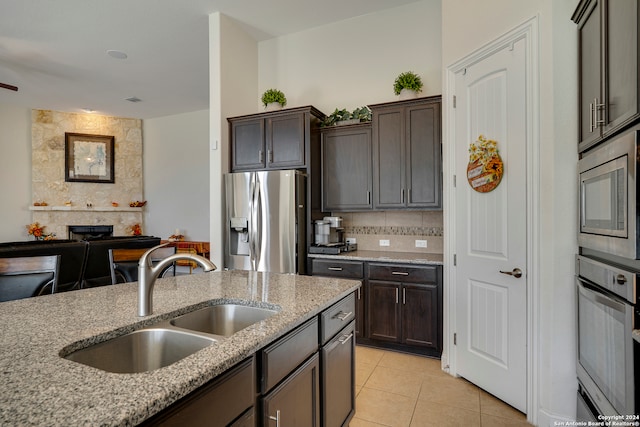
left=125, top=96, right=142, bottom=103
left=107, top=50, right=128, bottom=59
left=82, top=108, right=95, bottom=113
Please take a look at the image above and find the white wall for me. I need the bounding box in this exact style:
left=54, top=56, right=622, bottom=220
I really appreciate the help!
left=442, top=0, right=578, bottom=424
left=258, top=0, right=442, bottom=114
left=209, top=13, right=259, bottom=268
left=0, top=104, right=32, bottom=241
left=143, top=110, right=210, bottom=241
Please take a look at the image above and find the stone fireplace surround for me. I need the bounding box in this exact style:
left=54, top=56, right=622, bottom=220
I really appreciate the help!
left=30, top=110, right=144, bottom=238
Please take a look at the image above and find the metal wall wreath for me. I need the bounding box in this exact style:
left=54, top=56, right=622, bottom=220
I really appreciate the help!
left=466, top=135, right=504, bottom=193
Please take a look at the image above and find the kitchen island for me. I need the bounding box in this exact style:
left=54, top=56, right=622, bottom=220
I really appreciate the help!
left=0, top=270, right=360, bottom=426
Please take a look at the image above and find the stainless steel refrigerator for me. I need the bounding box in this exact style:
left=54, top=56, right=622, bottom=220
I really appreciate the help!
left=224, top=170, right=307, bottom=273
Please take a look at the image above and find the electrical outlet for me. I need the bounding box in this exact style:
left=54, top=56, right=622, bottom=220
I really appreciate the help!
left=415, top=239, right=428, bottom=248
left=379, top=239, right=390, bottom=247
left=346, top=237, right=356, bottom=244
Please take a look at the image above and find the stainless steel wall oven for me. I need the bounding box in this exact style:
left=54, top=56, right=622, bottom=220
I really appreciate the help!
left=575, top=255, right=638, bottom=419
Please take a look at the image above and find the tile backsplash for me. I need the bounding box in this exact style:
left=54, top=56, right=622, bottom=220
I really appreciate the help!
left=338, top=211, right=443, bottom=254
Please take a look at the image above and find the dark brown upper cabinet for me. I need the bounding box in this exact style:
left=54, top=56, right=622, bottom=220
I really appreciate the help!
left=573, top=0, right=640, bottom=152
left=370, top=96, right=442, bottom=209
left=228, top=106, right=324, bottom=172
left=320, top=123, right=373, bottom=211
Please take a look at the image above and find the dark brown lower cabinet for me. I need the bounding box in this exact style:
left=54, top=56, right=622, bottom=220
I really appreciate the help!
left=310, top=259, right=365, bottom=339
left=140, top=356, right=255, bottom=427
left=402, top=283, right=440, bottom=348
left=365, top=263, right=442, bottom=357
left=230, top=408, right=255, bottom=427
left=321, top=321, right=355, bottom=427
left=261, top=353, right=320, bottom=427
left=367, top=280, right=401, bottom=342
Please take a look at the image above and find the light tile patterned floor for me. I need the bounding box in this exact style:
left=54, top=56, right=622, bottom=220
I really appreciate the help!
left=350, top=346, right=531, bottom=427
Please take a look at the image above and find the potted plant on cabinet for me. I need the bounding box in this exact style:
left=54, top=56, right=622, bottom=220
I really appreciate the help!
left=393, top=71, right=423, bottom=99
left=261, top=89, right=287, bottom=111
left=320, top=106, right=372, bottom=127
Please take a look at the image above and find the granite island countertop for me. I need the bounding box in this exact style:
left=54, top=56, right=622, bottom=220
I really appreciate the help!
left=308, top=250, right=443, bottom=265
left=0, top=270, right=360, bottom=426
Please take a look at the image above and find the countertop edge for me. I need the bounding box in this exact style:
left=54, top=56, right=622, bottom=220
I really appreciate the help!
left=308, top=250, right=443, bottom=265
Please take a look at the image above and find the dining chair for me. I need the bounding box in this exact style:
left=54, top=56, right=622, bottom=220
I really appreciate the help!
left=109, top=246, right=176, bottom=285
left=0, top=255, right=60, bottom=302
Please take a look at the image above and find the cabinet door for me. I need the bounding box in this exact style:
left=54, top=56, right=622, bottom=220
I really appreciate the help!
left=355, top=286, right=365, bottom=339
left=141, top=357, right=255, bottom=426
left=372, top=107, right=405, bottom=208
left=367, top=280, right=400, bottom=342
left=266, top=113, right=306, bottom=169
left=406, top=103, right=441, bottom=208
left=262, top=353, right=320, bottom=427
left=231, top=119, right=265, bottom=171
left=230, top=408, right=255, bottom=427
left=401, top=284, right=440, bottom=350
left=321, top=126, right=372, bottom=211
left=321, top=321, right=355, bottom=427
left=603, top=0, right=639, bottom=136
left=576, top=0, right=603, bottom=151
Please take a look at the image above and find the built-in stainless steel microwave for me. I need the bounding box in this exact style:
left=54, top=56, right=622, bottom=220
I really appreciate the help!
left=578, top=126, right=640, bottom=259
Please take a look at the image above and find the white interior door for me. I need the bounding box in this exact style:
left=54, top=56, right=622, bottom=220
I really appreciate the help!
left=453, top=37, right=528, bottom=412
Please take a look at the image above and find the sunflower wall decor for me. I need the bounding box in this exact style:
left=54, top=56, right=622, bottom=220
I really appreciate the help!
left=467, top=135, right=504, bottom=193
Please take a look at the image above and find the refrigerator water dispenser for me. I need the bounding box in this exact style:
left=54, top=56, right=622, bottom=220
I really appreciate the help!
left=229, top=217, right=249, bottom=255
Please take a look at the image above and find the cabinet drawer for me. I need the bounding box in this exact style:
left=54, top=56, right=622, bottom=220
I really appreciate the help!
left=141, top=357, right=255, bottom=426
left=320, top=293, right=356, bottom=344
left=367, top=263, right=438, bottom=283
left=311, top=259, right=364, bottom=278
left=260, top=317, right=319, bottom=393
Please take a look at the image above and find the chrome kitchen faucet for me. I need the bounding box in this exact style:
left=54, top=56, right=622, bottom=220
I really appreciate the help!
left=137, top=243, right=216, bottom=316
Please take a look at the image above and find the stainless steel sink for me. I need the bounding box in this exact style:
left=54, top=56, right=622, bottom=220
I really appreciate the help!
left=170, top=304, right=278, bottom=336
left=64, top=328, right=216, bottom=373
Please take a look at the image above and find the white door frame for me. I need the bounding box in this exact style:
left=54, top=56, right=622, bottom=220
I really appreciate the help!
left=442, top=16, right=540, bottom=424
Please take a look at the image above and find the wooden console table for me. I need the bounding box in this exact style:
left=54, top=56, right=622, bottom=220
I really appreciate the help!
left=161, top=240, right=210, bottom=260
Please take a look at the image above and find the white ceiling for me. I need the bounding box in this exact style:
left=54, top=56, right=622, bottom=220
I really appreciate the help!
left=0, top=0, right=421, bottom=119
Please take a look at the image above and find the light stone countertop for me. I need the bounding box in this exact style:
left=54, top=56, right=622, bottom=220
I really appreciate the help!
left=634, top=329, right=640, bottom=344
left=0, top=270, right=360, bottom=426
left=308, top=250, right=443, bottom=265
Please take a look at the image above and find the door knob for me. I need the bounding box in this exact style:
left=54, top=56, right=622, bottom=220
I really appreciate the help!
left=499, top=268, right=523, bottom=278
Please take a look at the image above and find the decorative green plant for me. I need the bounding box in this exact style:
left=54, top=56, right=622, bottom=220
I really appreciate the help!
left=261, top=89, right=287, bottom=107
left=393, top=71, right=423, bottom=95
left=320, top=106, right=372, bottom=127
left=351, top=106, right=371, bottom=122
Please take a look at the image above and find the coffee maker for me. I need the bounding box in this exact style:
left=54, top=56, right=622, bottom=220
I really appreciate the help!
left=310, top=216, right=356, bottom=254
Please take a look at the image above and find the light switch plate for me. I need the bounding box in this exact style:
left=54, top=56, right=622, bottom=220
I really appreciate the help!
left=346, top=237, right=357, bottom=244
left=415, top=239, right=428, bottom=248
left=379, top=239, right=390, bottom=247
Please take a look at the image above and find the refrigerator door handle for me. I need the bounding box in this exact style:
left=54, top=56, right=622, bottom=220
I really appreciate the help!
left=248, top=173, right=257, bottom=270
left=254, top=173, right=262, bottom=270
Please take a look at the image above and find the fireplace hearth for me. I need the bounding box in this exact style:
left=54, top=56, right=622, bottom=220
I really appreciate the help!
left=68, top=225, right=114, bottom=241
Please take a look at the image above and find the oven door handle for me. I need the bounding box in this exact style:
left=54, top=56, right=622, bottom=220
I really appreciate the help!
left=578, top=280, right=627, bottom=313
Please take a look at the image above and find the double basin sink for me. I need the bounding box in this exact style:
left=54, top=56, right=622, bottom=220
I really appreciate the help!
left=64, top=304, right=278, bottom=373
